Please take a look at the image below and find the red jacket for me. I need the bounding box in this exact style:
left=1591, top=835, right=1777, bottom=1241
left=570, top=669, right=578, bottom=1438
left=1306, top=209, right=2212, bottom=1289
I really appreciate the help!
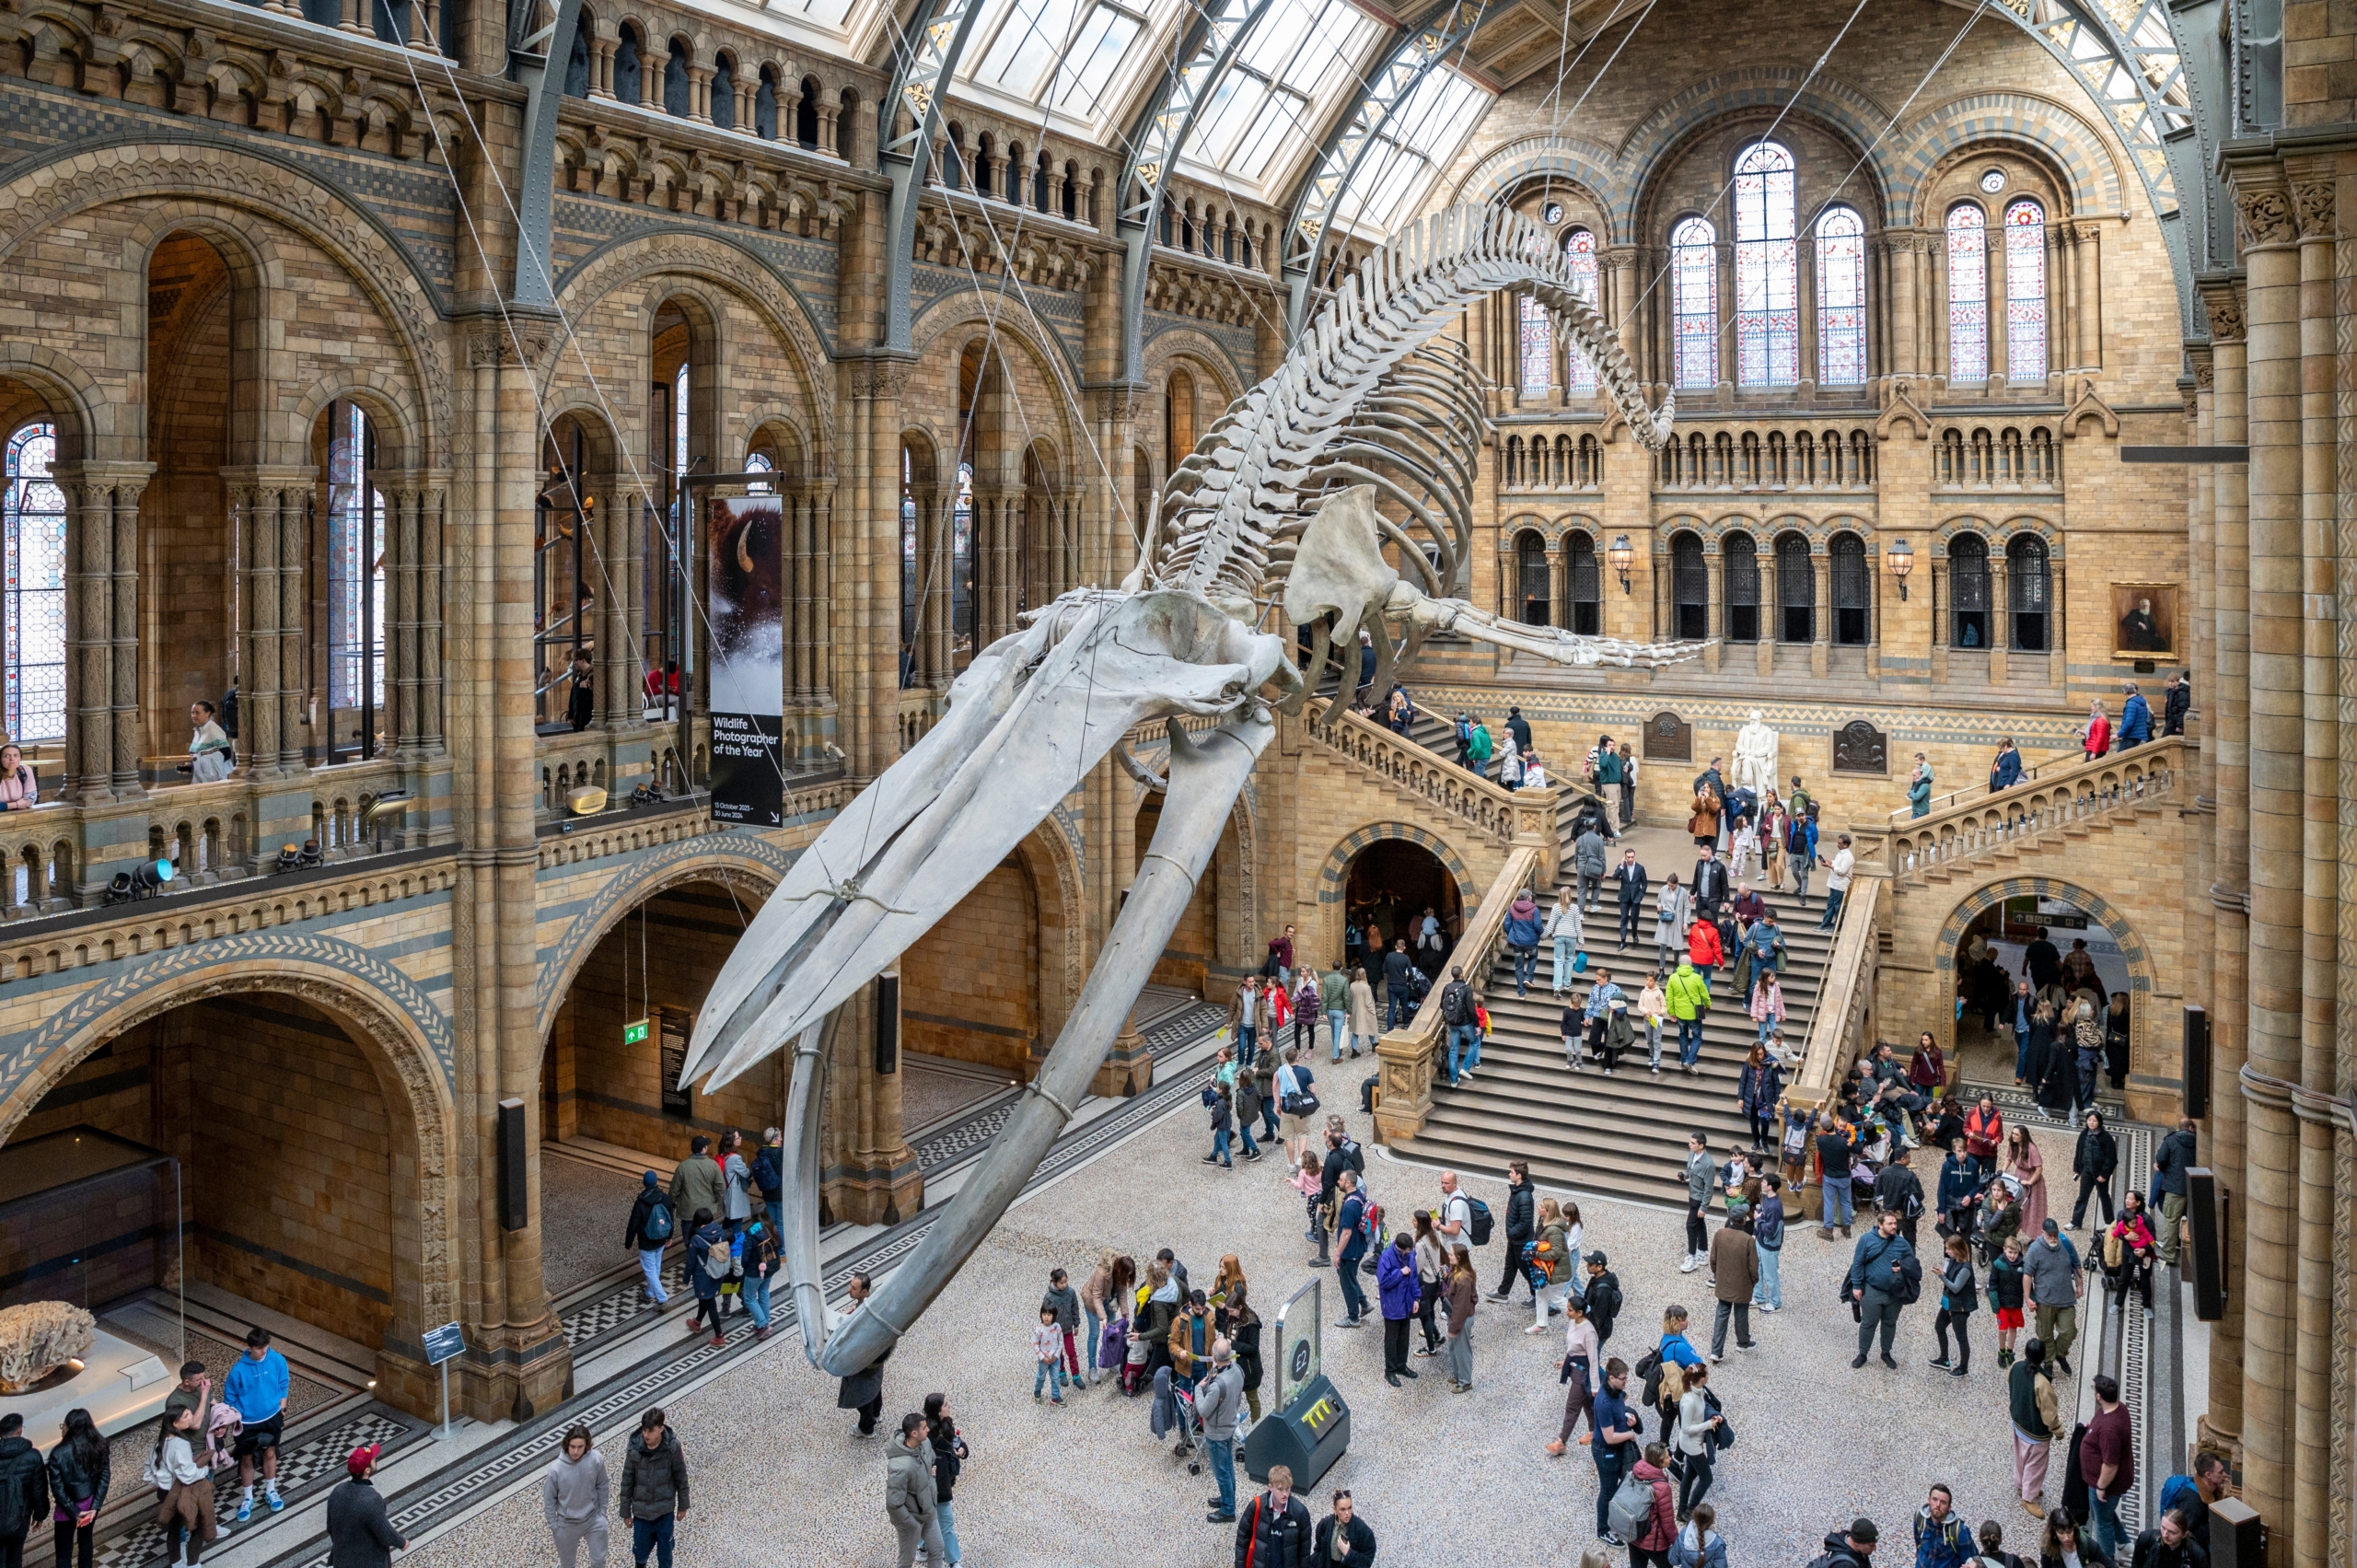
left=1687, top=922, right=1724, bottom=967
left=1631, top=1460, right=1678, bottom=1551
left=1965, top=1106, right=2003, bottom=1159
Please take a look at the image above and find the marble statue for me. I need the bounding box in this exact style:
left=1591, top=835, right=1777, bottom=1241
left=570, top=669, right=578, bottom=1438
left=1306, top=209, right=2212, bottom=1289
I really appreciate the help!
left=1732, top=710, right=1781, bottom=799
left=675, top=206, right=1706, bottom=1385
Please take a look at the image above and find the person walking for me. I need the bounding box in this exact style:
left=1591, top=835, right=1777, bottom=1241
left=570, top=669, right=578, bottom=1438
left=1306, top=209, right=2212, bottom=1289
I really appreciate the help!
left=1443, top=1243, right=1479, bottom=1392
left=666, top=1138, right=725, bottom=1240
left=1197, top=1341, right=1246, bottom=1524
left=2154, top=1118, right=2198, bottom=1264
left=1574, top=823, right=1610, bottom=918
left=1492, top=1160, right=1536, bottom=1304
left=620, top=1409, right=689, bottom=1568
left=2024, top=1220, right=2083, bottom=1375
left=1655, top=876, right=1693, bottom=974
left=224, top=1327, right=290, bottom=1521
left=1547, top=890, right=1584, bottom=995
left=0, top=1415, right=47, bottom=1568
left=1506, top=888, right=1543, bottom=996
left=323, top=1445, right=405, bottom=1568
left=1914, top=1486, right=1974, bottom=1568
left=1313, top=1493, right=1376, bottom=1567
left=1674, top=1504, right=1728, bottom=1568
left=1547, top=1296, right=1602, bottom=1457
left=1318, top=964, right=1351, bottom=1061
left=1818, top=1116, right=1859, bottom=1237
left=683, top=1208, right=728, bottom=1345
left=1438, top=966, right=1479, bottom=1086
left=1817, top=835, right=1856, bottom=930
left=838, top=1273, right=889, bottom=1438
left=1738, top=1045, right=1784, bottom=1151
left=1930, top=1233, right=1978, bottom=1376
left=1232, top=1464, right=1312, bottom=1568
left=1345, top=966, right=1379, bottom=1061
left=2072, top=1112, right=2119, bottom=1230
left=1849, top=1208, right=1919, bottom=1369
left=42, top=1410, right=105, bottom=1568
left=2083, top=1375, right=2134, bottom=1557
left=716, top=1129, right=755, bottom=1238
left=2117, top=684, right=2153, bottom=750
left=2010, top=1339, right=2062, bottom=1516
left=142, top=1407, right=209, bottom=1567
left=1681, top=1132, right=1714, bottom=1271
left=1707, top=1206, right=1758, bottom=1359
left=1376, top=1233, right=1420, bottom=1386
left=1527, top=1197, right=1578, bottom=1332
left=921, top=1394, right=968, bottom=1566
left=1666, top=958, right=1711, bottom=1075
left=543, top=1425, right=610, bottom=1568
left=1615, top=851, right=1650, bottom=951
left=621, top=1173, right=676, bottom=1309
left=1673, top=1365, right=1724, bottom=1521
left=1332, top=1170, right=1371, bottom=1328
left=884, top=1412, right=944, bottom=1568
left=1591, top=1358, right=1641, bottom=1543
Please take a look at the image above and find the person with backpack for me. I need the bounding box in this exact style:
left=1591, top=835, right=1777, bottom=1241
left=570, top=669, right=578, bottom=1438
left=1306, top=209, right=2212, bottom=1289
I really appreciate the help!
left=2009, top=1339, right=2061, bottom=1516
left=1590, top=1358, right=1641, bottom=1543
left=1914, top=1486, right=1975, bottom=1568
left=1751, top=1174, right=1787, bottom=1313
left=739, top=1216, right=781, bottom=1342
left=1583, top=1251, right=1624, bottom=1343
left=1437, top=966, right=1479, bottom=1086
left=1491, top=1161, right=1536, bottom=1303
left=1526, top=1196, right=1578, bottom=1331
left=624, top=1171, right=677, bottom=1301
left=1849, top=1207, right=1920, bottom=1369
left=666, top=1137, right=725, bottom=1237
left=1231, top=1462, right=1312, bottom=1568
left=2154, top=1454, right=2229, bottom=1554
left=1625, top=1442, right=1679, bottom=1567
left=682, top=1209, right=731, bottom=1346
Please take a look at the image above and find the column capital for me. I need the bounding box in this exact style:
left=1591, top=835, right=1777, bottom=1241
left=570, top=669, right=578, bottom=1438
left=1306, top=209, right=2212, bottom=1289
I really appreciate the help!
left=217, top=463, right=319, bottom=490
left=2226, top=167, right=2296, bottom=251
left=2197, top=276, right=2247, bottom=344
left=2291, top=178, right=2336, bottom=240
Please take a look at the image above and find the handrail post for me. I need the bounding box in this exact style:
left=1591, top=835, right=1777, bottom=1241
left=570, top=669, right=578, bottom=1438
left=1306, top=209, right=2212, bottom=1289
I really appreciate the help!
left=1372, top=844, right=1538, bottom=1144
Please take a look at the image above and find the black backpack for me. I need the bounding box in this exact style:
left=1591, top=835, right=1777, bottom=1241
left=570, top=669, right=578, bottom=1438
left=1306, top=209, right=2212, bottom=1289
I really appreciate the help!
left=752, top=1145, right=784, bottom=1202
left=1464, top=1196, right=1494, bottom=1246
left=1892, top=1249, right=1924, bottom=1306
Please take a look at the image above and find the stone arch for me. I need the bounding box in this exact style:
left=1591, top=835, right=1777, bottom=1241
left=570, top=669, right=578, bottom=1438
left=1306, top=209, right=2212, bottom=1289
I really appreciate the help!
left=1140, top=326, right=1247, bottom=409
left=1313, top=820, right=1475, bottom=980
left=1892, top=90, right=2126, bottom=226
left=908, top=300, right=1086, bottom=467
left=532, top=833, right=798, bottom=1042
left=0, top=145, right=452, bottom=462
left=548, top=233, right=837, bottom=462
left=0, top=350, right=101, bottom=460
left=288, top=370, right=425, bottom=475
left=1616, top=70, right=1901, bottom=238
left=0, top=934, right=459, bottom=1348
left=1930, top=872, right=2159, bottom=1073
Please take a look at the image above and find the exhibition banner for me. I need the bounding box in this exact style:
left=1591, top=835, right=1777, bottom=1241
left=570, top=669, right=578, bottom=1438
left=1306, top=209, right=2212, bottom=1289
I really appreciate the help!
left=708, top=495, right=784, bottom=827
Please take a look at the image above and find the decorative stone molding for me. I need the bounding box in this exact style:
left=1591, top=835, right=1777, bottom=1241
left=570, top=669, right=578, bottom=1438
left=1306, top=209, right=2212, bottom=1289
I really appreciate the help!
left=2200, top=280, right=2247, bottom=343
left=2233, top=183, right=2294, bottom=250
left=2293, top=180, right=2337, bottom=240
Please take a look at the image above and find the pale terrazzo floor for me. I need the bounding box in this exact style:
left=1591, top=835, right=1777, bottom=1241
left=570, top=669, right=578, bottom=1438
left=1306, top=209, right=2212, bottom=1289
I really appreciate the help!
left=404, top=1102, right=2097, bottom=1568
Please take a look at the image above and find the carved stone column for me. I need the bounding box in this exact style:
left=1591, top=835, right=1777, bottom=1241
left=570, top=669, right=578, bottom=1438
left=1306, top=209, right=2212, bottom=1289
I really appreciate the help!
left=107, top=470, right=146, bottom=797
left=2229, top=167, right=2302, bottom=1561
left=222, top=470, right=312, bottom=779
left=64, top=472, right=114, bottom=802
left=1887, top=231, right=1922, bottom=382
left=276, top=476, right=307, bottom=773
left=2072, top=222, right=2102, bottom=370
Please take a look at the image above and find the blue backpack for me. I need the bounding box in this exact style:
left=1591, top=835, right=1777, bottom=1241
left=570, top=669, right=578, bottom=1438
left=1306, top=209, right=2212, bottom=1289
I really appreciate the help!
left=642, top=1197, right=675, bottom=1244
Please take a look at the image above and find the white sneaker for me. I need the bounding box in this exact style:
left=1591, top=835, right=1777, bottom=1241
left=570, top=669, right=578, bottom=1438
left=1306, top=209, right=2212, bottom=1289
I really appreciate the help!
left=1678, top=1255, right=1700, bottom=1273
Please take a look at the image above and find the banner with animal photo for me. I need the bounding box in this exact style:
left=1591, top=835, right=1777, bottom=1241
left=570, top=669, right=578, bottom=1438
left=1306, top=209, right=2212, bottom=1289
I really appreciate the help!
left=708, top=495, right=784, bottom=827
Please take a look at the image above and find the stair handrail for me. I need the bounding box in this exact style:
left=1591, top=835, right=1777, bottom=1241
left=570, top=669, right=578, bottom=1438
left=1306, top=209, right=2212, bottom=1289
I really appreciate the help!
left=1306, top=698, right=1551, bottom=847
left=1786, top=875, right=1881, bottom=1113
left=1904, top=741, right=2114, bottom=819
left=1886, top=737, right=2187, bottom=881
left=1371, top=844, right=1542, bottom=1144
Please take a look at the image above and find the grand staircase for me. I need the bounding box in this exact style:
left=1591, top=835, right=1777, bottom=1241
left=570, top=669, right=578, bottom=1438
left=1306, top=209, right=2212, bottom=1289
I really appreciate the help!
left=1884, top=737, right=2186, bottom=889
left=1392, top=852, right=1843, bottom=1210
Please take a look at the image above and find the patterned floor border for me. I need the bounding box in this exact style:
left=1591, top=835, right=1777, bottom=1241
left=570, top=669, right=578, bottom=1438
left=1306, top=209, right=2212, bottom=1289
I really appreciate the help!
left=250, top=1002, right=1232, bottom=1568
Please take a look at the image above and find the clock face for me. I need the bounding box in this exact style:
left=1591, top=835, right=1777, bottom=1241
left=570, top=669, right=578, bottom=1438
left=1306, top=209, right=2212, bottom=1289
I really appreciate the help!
left=1980, top=168, right=2006, bottom=194
left=1543, top=202, right=1564, bottom=225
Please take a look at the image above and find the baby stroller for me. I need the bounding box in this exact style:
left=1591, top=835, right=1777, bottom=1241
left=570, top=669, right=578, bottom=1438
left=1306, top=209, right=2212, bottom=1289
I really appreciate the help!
left=1149, top=1365, right=1203, bottom=1473
left=1970, top=1175, right=2025, bottom=1267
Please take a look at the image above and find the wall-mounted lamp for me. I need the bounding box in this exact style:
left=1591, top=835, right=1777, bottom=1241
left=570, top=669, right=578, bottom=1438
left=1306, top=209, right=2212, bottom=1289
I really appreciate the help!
left=1608, top=534, right=1634, bottom=593
left=1886, top=536, right=1914, bottom=600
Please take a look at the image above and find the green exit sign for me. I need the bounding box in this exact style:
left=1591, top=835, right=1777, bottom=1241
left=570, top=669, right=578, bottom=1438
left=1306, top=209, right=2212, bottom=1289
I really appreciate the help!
left=622, top=1018, right=649, bottom=1046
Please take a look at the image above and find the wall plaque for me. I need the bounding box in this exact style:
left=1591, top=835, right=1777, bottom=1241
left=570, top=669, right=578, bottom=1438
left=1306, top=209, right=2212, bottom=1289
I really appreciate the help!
left=1645, top=711, right=1691, bottom=761
left=1832, top=720, right=1888, bottom=776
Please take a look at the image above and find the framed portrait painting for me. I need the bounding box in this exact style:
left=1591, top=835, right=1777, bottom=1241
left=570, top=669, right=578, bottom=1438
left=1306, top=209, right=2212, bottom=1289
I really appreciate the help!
left=2110, top=583, right=2177, bottom=659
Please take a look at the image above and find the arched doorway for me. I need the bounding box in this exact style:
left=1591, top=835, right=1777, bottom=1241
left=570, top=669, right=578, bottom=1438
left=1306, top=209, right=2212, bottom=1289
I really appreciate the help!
left=1345, top=839, right=1463, bottom=983
left=1935, top=877, right=2152, bottom=1096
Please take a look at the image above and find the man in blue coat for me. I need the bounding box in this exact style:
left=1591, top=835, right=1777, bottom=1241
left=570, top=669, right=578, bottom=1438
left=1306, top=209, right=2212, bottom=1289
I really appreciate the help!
left=1376, top=1233, right=1421, bottom=1386
left=2117, top=683, right=2153, bottom=749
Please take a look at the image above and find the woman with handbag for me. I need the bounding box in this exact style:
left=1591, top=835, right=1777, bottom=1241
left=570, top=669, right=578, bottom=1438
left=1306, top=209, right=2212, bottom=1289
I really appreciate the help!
left=144, top=1405, right=213, bottom=1565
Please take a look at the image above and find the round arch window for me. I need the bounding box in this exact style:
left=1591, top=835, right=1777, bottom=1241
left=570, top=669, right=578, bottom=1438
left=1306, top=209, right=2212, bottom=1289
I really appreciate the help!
left=1542, top=201, right=1564, bottom=225
left=1980, top=168, right=2006, bottom=193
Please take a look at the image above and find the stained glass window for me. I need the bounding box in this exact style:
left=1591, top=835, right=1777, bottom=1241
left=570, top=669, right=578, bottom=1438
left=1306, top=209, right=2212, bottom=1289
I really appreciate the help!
left=2005, top=198, right=2048, bottom=384
left=2, top=424, right=65, bottom=744
left=1815, top=206, right=1866, bottom=386
left=1672, top=216, right=1718, bottom=390
left=1518, top=294, right=1551, bottom=396
left=1947, top=204, right=1988, bottom=383
left=1734, top=142, right=1797, bottom=387
left=1564, top=229, right=1598, bottom=395
left=326, top=402, right=387, bottom=714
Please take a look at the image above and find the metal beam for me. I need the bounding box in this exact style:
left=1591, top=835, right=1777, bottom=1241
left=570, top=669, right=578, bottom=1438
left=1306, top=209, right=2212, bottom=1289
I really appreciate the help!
left=880, top=0, right=993, bottom=354
left=1278, top=0, right=1483, bottom=336
left=1113, top=0, right=1279, bottom=383
left=508, top=0, right=585, bottom=307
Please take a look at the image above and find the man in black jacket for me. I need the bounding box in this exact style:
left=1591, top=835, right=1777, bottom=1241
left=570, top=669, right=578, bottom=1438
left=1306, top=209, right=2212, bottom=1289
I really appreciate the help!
left=325, top=1444, right=405, bottom=1568
left=0, top=1412, right=50, bottom=1568
left=565, top=650, right=595, bottom=732
left=1490, top=1160, right=1536, bottom=1303
left=619, top=1408, right=690, bottom=1568
left=2130, top=1510, right=2209, bottom=1568
left=921, top=1393, right=969, bottom=1566
left=1233, top=1463, right=1312, bottom=1568
left=2163, top=673, right=2191, bottom=736
left=1690, top=854, right=1730, bottom=921
left=1872, top=1147, right=1925, bottom=1251
left=2072, top=1110, right=2119, bottom=1229
left=1380, top=939, right=1418, bottom=1029
left=1613, top=851, right=1649, bottom=951
left=1581, top=1252, right=1622, bottom=1342
left=1815, top=1519, right=1879, bottom=1568
left=2154, top=1118, right=2199, bottom=1263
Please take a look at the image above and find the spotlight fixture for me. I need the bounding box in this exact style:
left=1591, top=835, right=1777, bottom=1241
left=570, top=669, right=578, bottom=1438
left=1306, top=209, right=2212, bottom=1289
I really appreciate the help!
left=105, top=858, right=176, bottom=904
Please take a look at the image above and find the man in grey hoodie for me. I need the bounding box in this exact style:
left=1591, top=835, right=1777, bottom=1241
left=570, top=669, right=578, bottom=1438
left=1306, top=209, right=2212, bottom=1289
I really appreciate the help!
left=543, top=1424, right=610, bottom=1568
left=1195, top=1340, right=1247, bottom=1525
left=885, top=1412, right=945, bottom=1568
left=2023, top=1218, right=2084, bottom=1375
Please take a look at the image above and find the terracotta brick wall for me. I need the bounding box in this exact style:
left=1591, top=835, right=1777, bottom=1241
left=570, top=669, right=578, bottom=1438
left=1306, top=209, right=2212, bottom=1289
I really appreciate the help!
left=900, top=858, right=1037, bottom=1075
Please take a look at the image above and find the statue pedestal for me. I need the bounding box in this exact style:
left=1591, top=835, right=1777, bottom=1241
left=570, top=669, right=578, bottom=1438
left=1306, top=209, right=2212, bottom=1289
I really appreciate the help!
left=1091, top=1025, right=1155, bottom=1098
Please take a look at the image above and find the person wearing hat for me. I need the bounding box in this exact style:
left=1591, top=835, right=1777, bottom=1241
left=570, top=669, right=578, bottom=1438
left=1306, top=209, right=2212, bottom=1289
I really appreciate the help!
left=1818, top=1517, right=1878, bottom=1568
left=324, top=1445, right=404, bottom=1568
left=1580, top=1251, right=1622, bottom=1344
